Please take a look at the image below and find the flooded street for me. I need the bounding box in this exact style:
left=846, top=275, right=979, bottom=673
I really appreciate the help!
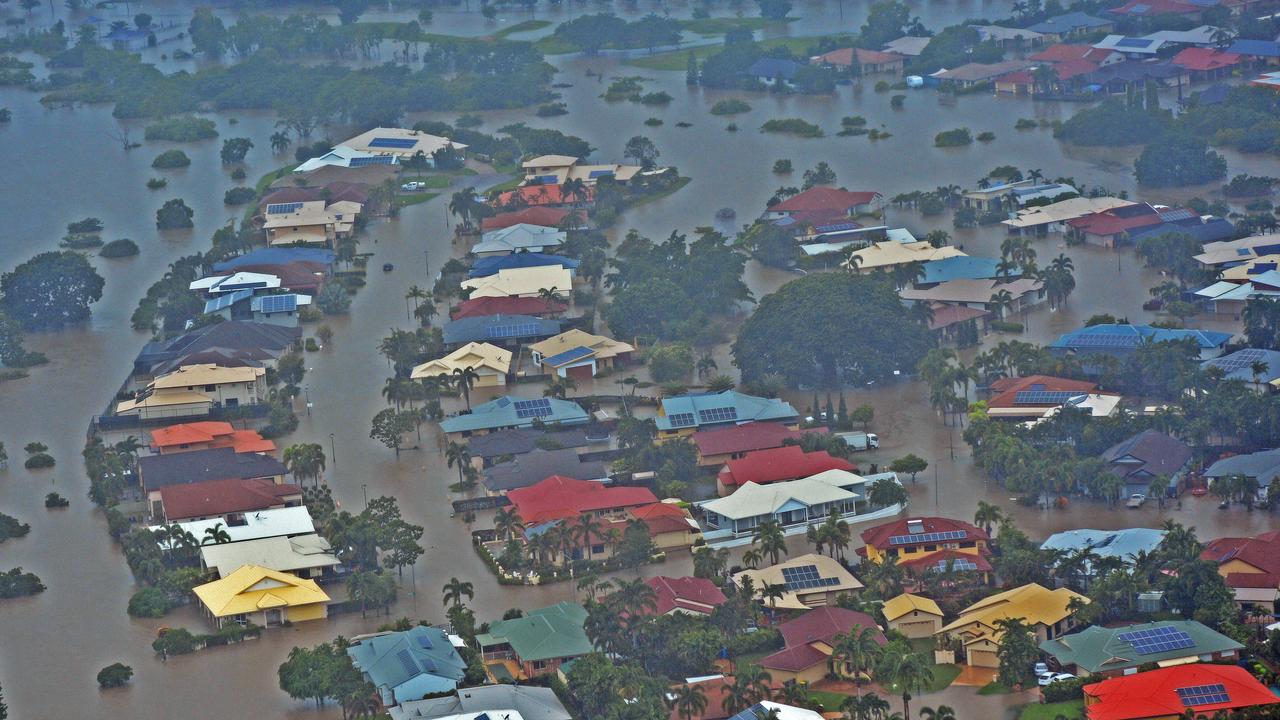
left=1, top=1, right=1278, bottom=717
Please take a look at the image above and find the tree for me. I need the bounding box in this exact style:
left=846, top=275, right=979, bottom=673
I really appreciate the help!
left=347, top=570, right=397, bottom=617
left=624, top=135, right=660, bottom=169
left=752, top=519, right=787, bottom=565
left=494, top=507, right=524, bottom=542
left=973, top=501, right=1004, bottom=535
left=756, top=0, right=793, bottom=19
left=188, top=7, right=227, bottom=58
left=202, top=522, right=231, bottom=545
left=802, top=161, right=837, bottom=189
left=442, top=576, right=475, bottom=609
left=451, top=366, right=481, bottom=410
left=1, top=251, right=104, bottom=330
left=919, top=705, right=957, bottom=720
left=445, top=442, right=471, bottom=487
left=869, top=477, right=908, bottom=508
left=861, top=0, right=914, bottom=48
left=993, top=616, right=1039, bottom=687
left=875, top=642, right=933, bottom=719
left=734, top=273, right=932, bottom=388
left=618, top=518, right=657, bottom=570
left=220, top=137, right=253, bottom=164
left=669, top=682, right=709, bottom=720
left=97, top=663, right=133, bottom=688
left=283, top=443, right=326, bottom=487
left=269, top=131, right=291, bottom=153
left=370, top=408, right=414, bottom=455
left=646, top=343, right=695, bottom=383
left=1135, top=132, right=1227, bottom=187
left=890, top=454, right=928, bottom=483
left=156, top=199, right=194, bottom=229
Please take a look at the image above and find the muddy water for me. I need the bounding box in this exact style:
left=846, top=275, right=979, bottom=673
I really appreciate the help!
left=1, top=2, right=1278, bottom=718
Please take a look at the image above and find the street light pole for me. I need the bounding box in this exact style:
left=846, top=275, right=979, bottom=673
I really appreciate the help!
left=329, top=432, right=336, bottom=467
left=304, top=386, right=311, bottom=416
left=362, top=483, right=368, bottom=509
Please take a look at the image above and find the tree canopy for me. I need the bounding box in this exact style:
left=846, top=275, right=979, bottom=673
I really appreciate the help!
left=1, top=251, right=105, bottom=330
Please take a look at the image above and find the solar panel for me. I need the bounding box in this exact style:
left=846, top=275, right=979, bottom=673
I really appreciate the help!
left=1118, top=626, right=1196, bottom=655
left=1013, top=390, right=1080, bottom=405
left=1070, top=333, right=1138, bottom=348
left=514, top=398, right=553, bottom=419
left=1116, top=37, right=1152, bottom=47
left=368, top=137, right=418, bottom=149
left=698, top=406, right=739, bottom=424
left=416, top=634, right=434, bottom=649
left=935, top=558, right=978, bottom=572
left=485, top=322, right=539, bottom=339
left=349, top=156, right=396, bottom=167
left=726, top=704, right=769, bottom=720
left=420, top=657, right=438, bottom=674
left=266, top=202, right=303, bottom=214
left=666, top=412, right=696, bottom=428
left=396, top=648, right=419, bottom=676
left=1212, top=348, right=1266, bottom=373
left=535, top=175, right=559, bottom=185
left=888, top=530, right=967, bottom=546
left=781, top=564, right=841, bottom=590
left=543, top=346, right=594, bottom=367
left=588, top=170, right=614, bottom=179
left=816, top=222, right=860, bottom=233
left=258, top=295, right=297, bottom=314
left=1158, top=208, right=1196, bottom=222
left=1176, top=684, right=1230, bottom=707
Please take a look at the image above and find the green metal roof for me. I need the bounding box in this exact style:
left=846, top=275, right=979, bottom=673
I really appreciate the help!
left=475, top=601, right=592, bottom=662
left=1040, top=620, right=1242, bottom=674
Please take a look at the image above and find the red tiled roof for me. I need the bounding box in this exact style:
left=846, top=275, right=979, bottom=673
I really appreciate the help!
left=481, top=206, right=580, bottom=231
left=1067, top=204, right=1162, bottom=236
left=899, top=548, right=993, bottom=574
left=1225, top=572, right=1280, bottom=588
left=159, top=478, right=301, bottom=521
left=1108, top=0, right=1200, bottom=14
left=1202, top=532, right=1280, bottom=575
left=717, top=446, right=855, bottom=487
left=778, top=606, right=886, bottom=648
left=495, top=184, right=594, bottom=208
left=507, top=475, right=657, bottom=524
left=928, top=303, right=990, bottom=331
left=668, top=676, right=735, bottom=720
left=226, top=430, right=278, bottom=454
left=1051, top=58, right=1102, bottom=80
left=645, top=575, right=728, bottom=616
left=450, top=296, right=567, bottom=320
left=998, top=70, right=1036, bottom=85
left=987, top=375, right=1100, bottom=408
left=770, top=187, right=881, bottom=214
left=692, top=422, right=826, bottom=458
left=1083, top=664, right=1279, bottom=720
left=815, top=47, right=904, bottom=67
left=260, top=181, right=369, bottom=208
left=1171, top=47, right=1241, bottom=72
left=149, top=422, right=276, bottom=453
left=629, top=502, right=694, bottom=535
left=860, top=516, right=988, bottom=549
left=760, top=643, right=829, bottom=672
left=1031, top=44, right=1096, bottom=62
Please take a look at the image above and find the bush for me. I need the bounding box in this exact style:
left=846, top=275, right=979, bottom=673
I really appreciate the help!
left=710, top=98, right=752, bottom=115
left=640, top=91, right=672, bottom=105
left=935, top=128, right=973, bottom=147
left=143, top=116, right=217, bottom=142
left=304, top=338, right=320, bottom=352
left=24, top=453, right=54, bottom=469
left=0, top=567, right=45, bottom=598
left=223, top=186, right=256, bottom=205
left=874, top=80, right=890, bottom=92
left=156, top=199, right=194, bottom=229
left=990, top=320, right=1024, bottom=333
left=151, top=149, right=190, bottom=169
left=97, top=663, right=134, bottom=688
left=60, top=234, right=103, bottom=249
left=0, top=512, right=30, bottom=542
left=152, top=628, right=198, bottom=656
left=773, top=159, right=792, bottom=173
left=1042, top=676, right=1088, bottom=702
left=890, top=94, right=905, bottom=108
left=760, top=118, right=823, bottom=137
left=977, top=131, right=995, bottom=142
left=1015, top=118, right=1037, bottom=130
left=99, top=239, right=140, bottom=258
left=727, top=627, right=783, bottom=656
left=44, top=492, right=69, bottom=508
left=145, top=177, right=167, bottom=190
left=535, top=102, right=568, bottom=117
left=127, top=587, right=171, bottom=618
left=726, top=123, right=738, bottom=132
left=644, top=117, right=663, bottom=126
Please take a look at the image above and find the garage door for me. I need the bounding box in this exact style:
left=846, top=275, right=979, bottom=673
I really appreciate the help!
left=896, top=620, right=936, bottom=637
left=567, top=364, right=594, bottom=381
left=968, top=650, right=999, bottom=668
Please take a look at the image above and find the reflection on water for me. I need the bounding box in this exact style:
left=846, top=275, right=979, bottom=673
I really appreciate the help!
left=0, top=1, right=1272, bottom=716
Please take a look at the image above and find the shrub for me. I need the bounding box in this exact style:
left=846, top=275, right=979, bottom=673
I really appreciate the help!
left=304, top=338, right=320, bottom=352
left=640, top=91, right=672, bottom=105
left=990, top=320, right=1024, bottom=333
left=726, top=123, right=738, bottom=132
left=127, top=587, right=171, bottom=618
left=152, top=628, right=198, bottom=656
left=977, top=131, right=995, bottom=142
left=156, top=199, right=194, bottom=229
left=773, top=159, right=792, bottom=173
left=0, top=512, right=30, bottom=542
left=223, top=187, right=256, bottom=205
left=710, top=99, right=752, bottom=115
left=935, top=128, right=973, bottom=147
left=60, top=234, right=103, bottom=249
left=890, top=94, right=905, bottom=108
left=24, top=453, right=55, bottom=469
left=230, top=167, right=246, bottom=181
left=1015, top=118, right=1037, bottom=130
left=874, top=80, right=890, bottom=92
left=44, top=492, right=69, bottom=508
left=536, top=102, right=568, bottom=117
left=316, top=285, right=351, bottom=315
left=760, top=118, right=823, bottom=137
left=0, top=567, right=44, bottom=598
left=727, top=627, right=783, bottom=656
left=1042, top=676, right=1088, bottom=702
left=644, top=117, right=663, bottom=126
left=97, top=663, right=134, bottom=688
left=145, top=178, right=167, bottom=190
left=143, top=116, right=217, bottom=142
left=99, top=239, right=140, bottom=258
left=151, top=149, right=190, bottom=169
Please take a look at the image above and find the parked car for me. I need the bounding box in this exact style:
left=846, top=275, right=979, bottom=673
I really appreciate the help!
left=401, top=181, right=425, bottom=191
left=1034, top=662, right=1049, bottom=676
left=1126, top=493, right=1146, bottom=508
left=1039, top=673, right=1076, bottom=686
left=382, top=263, right=394, bottom=272
left=1191, top=486, right=1208, bottom=497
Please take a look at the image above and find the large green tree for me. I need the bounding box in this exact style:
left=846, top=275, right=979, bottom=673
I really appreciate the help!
left=1, top=251, right=104, bottom=330
left=733, top=272, right=931, bottom=387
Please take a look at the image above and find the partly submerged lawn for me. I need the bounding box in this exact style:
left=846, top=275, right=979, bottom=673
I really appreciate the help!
left=1019, top=699, right=1085, bottom=720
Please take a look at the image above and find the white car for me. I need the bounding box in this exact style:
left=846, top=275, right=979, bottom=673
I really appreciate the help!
left=1126, top=494, right=1147, bottom=508
left=401, top=181, right=425, bottom=191
left=1039, top=673, right=1075, bottom=687
left=1034, top=662, right=1049, bottom=676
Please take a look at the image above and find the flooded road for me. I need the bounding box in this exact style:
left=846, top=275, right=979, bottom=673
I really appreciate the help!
left=1, top=1, right=1278, bottom=718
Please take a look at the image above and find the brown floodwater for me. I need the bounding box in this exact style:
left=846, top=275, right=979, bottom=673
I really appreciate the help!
left=1, top=2, right=1278, bottom=717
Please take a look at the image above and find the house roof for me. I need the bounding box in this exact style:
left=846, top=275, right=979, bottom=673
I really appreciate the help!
left=899, top=548, right=994, bottom=574
left=770, top=187, right=881, bottom=214
left=464, top=427, right=595, bottom=460
left=655, top=390, right=799, bottom=432
left=1171, top=47, right=1240, bottom=70
left=1204, top=448, right=1280, bottom=488
left=139, top=446, right=288, bottom=491
left=1027, top=11, right=1112, bottom=33
left=941, top=583, right=1089, bottom=636
left=389, top=685, right=572, bottom=720
left=1041, top=620, right=1242, bottom=674
left=846, top=241, right=966, bottom=271
left=529, top=329, right=634, bottom=365
left=339, top=127, right=466, bottom=156
left=933, top=60, right=1034, bottom=82
left=149, top=421, right=276, bottom=453
left=260, top=183, right=369, bottom=210
left=347, top=626, right=468, bottom=696
left=1107, top=0, right=1201, bottom=15
left=1225, top=572, right=1280, bottom=588
left=449, top=297, right=567, bottom=321
left=1083, top=664, right=1278, bottom=720
left=150, top=363, right=264, bottom=389
left=1203, top=348, right=1280, bottom=385
left=147, top=506, right=315, bottom=548
left=460, top=265, right=575, bottom=300
left=718, top=446, right=855, bottom=488
left=861, top=516, right=988, bottom=550
left=813, top=47, right=904, bottom=67
left=1004, top=197, right=1135, bottom=229
left=1194, top=235, right=1280, bottom=266
left=475, top=601, right=592, bottom=662
left=441, top=396, right=590, bottom=434
left=200, top=533, right=340, bottom=577
left=483, top=449, right=610, bottom=493
left=522, top=155, right=579, bottom=168
left=882, top=36, right=931, bottom=55
left=630, top=502, right=698, bottom=534
left=472, top=224, right=567, bottom=255
left=733, top=553, right=864, bottom=611
left=481, top=206, right=578, bottom=232
left=411, top=342, right=513, bottom=379
left=494, top=184, right=593, bottom=208
left=901, top=277, right=1040, bottom=306
left=919, top=256, right=1009, bottom=284
left=1101, top=430, right=1192, bottom=481
left=692, top=423, right=825, bottom=458
left=1040, top=528, right=1167, bottom=564
left=1031, top=43, right=1115, bottom=63
left=975, top=25, right=1045, bottom=42
left=747, top=57, right=802, bottom=79
left=441, top=314, right=563, bottom=346
left=1202, top=531, right=1280, bottom=574
left=1051, top=323, right=1232, bottom=351
left=192, top=563, right=329, bottom=617
left=1067, top=203, right=1162, bottom=235
left=882, top=593, right=943, bottom=622
left=1228, top=39, right=1280, bottom=57
left=778, top=606, right=886, bottom=648
left=700, top=474, right=867, bottom=520
left=158, top=478, right=301, bottom=521
left=986, top=375, right=1101, bottom=409
left=507, top=475, right=653, bottom=523
left=927, top=303, right=991, bottom=331
left=212, top=247, right=334, bottom=272
left=1127, top=217, right=1237, bottom=245
left=1082, top=60, right=1184, bottom=85
left=468, top=254, right=578, bottom=279
left=645, top=576, right=728, bottom=616
left=134, top=321, right=299, bottom=376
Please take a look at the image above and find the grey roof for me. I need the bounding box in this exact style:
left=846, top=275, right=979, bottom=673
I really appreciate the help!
left=1201, top=348, right=1280, bottom=384
left=440, top=396, right=590, bottom=435
left=1027, top=11, right=1113, bottom=33
left=1040, top=528, right=1166, bottom=565
left=483, top=448, right=609, bottom=492
left=138, top=447, right=288, bottom=491
left=1204, top=448, right=1280, bottom=489
left=134, top=321, right=299, bottom=376
left=1128, top=217, right=1236, bottom=244
left=389, top=685, right=572, bottom=720
left=1040, top=620, right=1242, bottom=674
left=1101, top=429, right=1191, bottom=482
left=465, top=427, right=595, bottom=460
left=441, top=314, right=563, bottom=346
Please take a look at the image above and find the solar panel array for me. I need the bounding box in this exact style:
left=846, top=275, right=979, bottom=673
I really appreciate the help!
left=588, top=169, right=614, bottom=179
left=889, top=530, right=967, bottom=546
left=698, top=406, right=739, bottom=424
left=513, top=398, right=553, bottom=419
left=1068, top=333, right=1139, bottom=348
left=1158, top=208, right=1197, bottom=222
left=726, top=704, right=769, bottom=720
left=485, top=322, right=539, bottom=339
left=1212, top=348, right=1267, bottom=373
left=416, top=634, right=434, bottom=649
left=543, top=346, right=594, bottom=366
left=935, top=558, right=979, bottom=572
left=816, top=222, right=860, bottom=233
left=368, top=137, right=417, bottom=149
left=1176, top=684, right=1230, bottom=707
left=781, top=564, right=840, bottom=591
left=266, top=202, right=303, bottom=214
left=1117, top=626, right=1195, bottom=655
left=667, top=412, right=696, bottom=428
left=349, top=156, right=396, bottom=167
left=1116, top=37, right=1153, bottom=47
left=395, top=648, right=419, bottom=676
left=1013, top=390, right=1080, bottom=405
left=258, top=295, right=297, bottom=314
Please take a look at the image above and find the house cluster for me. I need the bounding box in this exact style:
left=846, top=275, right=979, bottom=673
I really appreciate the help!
left=760, top=186, right=897, bottom=257
left=1193, top=235, right=1280, bottom=317
left=491, top=153, right=670, bottom=210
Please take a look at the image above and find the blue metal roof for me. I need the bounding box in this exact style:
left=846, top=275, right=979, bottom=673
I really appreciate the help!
left=1041, top=528, right=1167, bottom=561
left=1051, top=323, right=1232, bottom=351
left=542, top=346, right=595, bottom=367
left=1228, top=39, right=1280, bottom=58
left=440, top=395, right=590, bottom=434
left=469, top=254, right=579, bottom=279
left=1026, top=11, right=1112, bottom=33
left=346, top=626, right=467, bottom=705
left=1128, top=218, right=1236, bottom=244
left=1202, top=348, right=1280, bottom=384
left=655, top=390, right=798, bottom=431
left=203, top=289, right=253, bottom=314
left=919, top=256, right=1009, bottom=284
left=442, top=314, right=562, bottom=345
left=213, top=248, right=334, bottom=271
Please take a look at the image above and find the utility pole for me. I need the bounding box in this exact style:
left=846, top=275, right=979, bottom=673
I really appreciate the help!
left=329, top=432, right=336, bottom=466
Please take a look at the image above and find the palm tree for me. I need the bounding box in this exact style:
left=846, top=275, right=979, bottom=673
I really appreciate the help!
left=919, top=705, right=957, bottom=720
left=742, top=548, right=763, bottom=569
left=739, top=665, right=773, bottom=703
left=833, top=626, right=884, bottom=691
left=449, top=188, right=479, bottom=231
left=494, top=506, right=524, bottom=542
left=761, top=582, right=787, bottom=611
left=406, top=284, right=428, bottom=315
left=989, top=289, right=1014, bottom=320
left=445, top=442, right=471, bottom=486
left=202, top=522, right=232, bottom=545
left=877, top=645, right=934, bottom=719
left=841, top=247, right=863, bottom=273
left=544, top=374, right=577, bottom=399
left=752, top=519, right=787, bottom=565
left=284, top=443, right=327, bottom=487
left=441, top=577, right=474, bottom=609
left=452, top=366, right=481, bottom=410
left=669, top=683, right=708, bottom=720
left=973, top=501, right=1004, bottom=535
left=721, top=679, right=753, bottom=715
left=577, top=512, right=603, bottom=562
left=537, top=286, right=565, bottom=303
left=269, top=131, right=291, bottom=153
left=562, top=177, right=588, bottom=208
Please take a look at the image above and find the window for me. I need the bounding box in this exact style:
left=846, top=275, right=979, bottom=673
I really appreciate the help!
left=924, top=544, right=937, bottom=552
left=592, top=544, right=605, bottom=555
left=205, top=385, right=217, bottom=392
left=532, top=659, right=548, bottom=671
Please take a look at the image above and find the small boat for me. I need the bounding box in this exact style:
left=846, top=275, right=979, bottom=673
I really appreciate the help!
left=716, top=207, right=735, bottom=220
left=382, top=263, right=394, bottom=272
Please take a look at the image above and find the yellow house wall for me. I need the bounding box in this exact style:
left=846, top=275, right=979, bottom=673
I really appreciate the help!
left=1218, top=558, right=1263, bottom=577
left=866, top=540, right=986, bottom=564
left=286, top=603, right=328, bottom=623
left=765, top=662, right=828, bottom=686
left=889, top=611, right=943, bottom=638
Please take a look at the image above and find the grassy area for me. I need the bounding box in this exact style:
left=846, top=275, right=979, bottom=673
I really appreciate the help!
left=395, top=192, right=440, bottom=208
left=680, top=17, right=792, bottom=36
left=882, top=664, right=961, bottom=696
left=401, top=174, right=453, bottom=190
left=492, top=19, right=551, bottom=39
left=1019, top=700, right=1085, bottom=720
left=807, top=690, right=851, bottom=713
left=532, top=35, right=578, bottom=55
left=978, top=681, right=1016, bottom=695
left=623, top=176, right=692, bottom=210
left=626, top=35, right=830, bottom=71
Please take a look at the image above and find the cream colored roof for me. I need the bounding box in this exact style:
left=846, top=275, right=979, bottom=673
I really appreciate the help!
left=528, top=329, right=634, bottom=362
left=939, top=583, right=1088, bottom=638
left=193, top=564, right=330, bottom=617
left=1221, top=256, right=1280, bottom=281
left=263, top=200, right=360, bottom=230
left=733, top=553, right=863, bottom=610
left=1195, top=235, right=1280, bottom=267
left=883, top=593, right=943, bottom=622
left=900, top=277, right=1041, bottom=305
left=522, top=155, right=580, bottom=169
left=460, top=265, right=574, bottom=299
left=200, top=534, right=340, bottom=577
left=339, top=127, right=466, bottom=157
left=152, top=364, right=265, bottom=389
left=116, top=390, right=214, bottom=414
left=849, top=241, right=966, bottom=271
left=411, top=342, right=513, bottom=379
left=1002, top=197, right=1134, bottom=229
